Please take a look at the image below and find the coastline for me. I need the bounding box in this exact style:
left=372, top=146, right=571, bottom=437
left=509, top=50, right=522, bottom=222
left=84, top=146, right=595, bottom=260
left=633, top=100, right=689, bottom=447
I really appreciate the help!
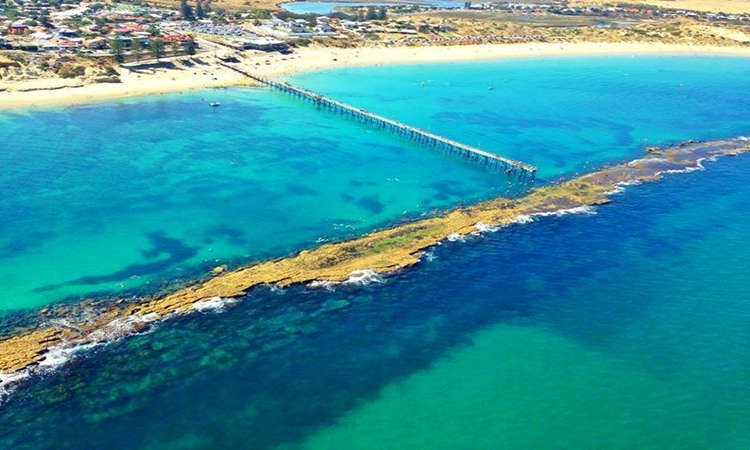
left=2, top=42, right=750, bottom=110
left=1, top=137, right=749, bottom=395
left=2, top=41, right=750, bottom=397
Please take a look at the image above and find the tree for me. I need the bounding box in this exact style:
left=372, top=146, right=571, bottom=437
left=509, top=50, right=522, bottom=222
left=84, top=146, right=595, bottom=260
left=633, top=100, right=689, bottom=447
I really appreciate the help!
left=180, top=0, right=194, bottom=20
left=38, top=12, right=51, bottom=27
left=376, top=7, right=386, bottom=20
left=182, top=38, right=197, bottom=55
left=130, top=37, right=146, bottom=53
left=110, top=38, right=124, bottom=63
left=149, top=38, right=165, bottom=59
left=254, top=9, right=271, bottom=19
left=195, top=0, right=205, bottom=18
left=365, top=6, right=377, bottom=20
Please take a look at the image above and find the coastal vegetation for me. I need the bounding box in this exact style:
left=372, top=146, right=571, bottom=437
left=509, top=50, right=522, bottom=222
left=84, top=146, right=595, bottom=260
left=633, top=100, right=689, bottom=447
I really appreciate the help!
left=2, top=0, right=750, bottom=94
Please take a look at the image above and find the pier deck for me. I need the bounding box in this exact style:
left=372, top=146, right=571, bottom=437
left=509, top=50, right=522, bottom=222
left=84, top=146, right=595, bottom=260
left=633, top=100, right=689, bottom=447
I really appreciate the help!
left=221, top=64, right=536, bottom=177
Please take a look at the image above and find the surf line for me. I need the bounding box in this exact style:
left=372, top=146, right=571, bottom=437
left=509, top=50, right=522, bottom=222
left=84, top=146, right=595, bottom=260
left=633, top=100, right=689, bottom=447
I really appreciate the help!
left=1, top=137, right=749, bottom=399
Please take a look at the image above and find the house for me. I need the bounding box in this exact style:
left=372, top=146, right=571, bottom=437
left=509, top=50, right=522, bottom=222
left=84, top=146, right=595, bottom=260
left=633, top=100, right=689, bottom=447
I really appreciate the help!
left=285, top=19, right=308, bottom=33
left=109, top=34, right=149, bottom=50
left=238, top=37, right=288, bottom=52
left=54, top=26, right=80, bottom=38
left=161, top=33, right=194, bottom=46
left=8, top=20, right=30, bottom=35
left=83, top=37, right=107, bottom=49
left=265, top=17, right=286, bottom=28
left=45, top=38, right=81, bottom=52
left=315, top=23, right=333, bottom=33
left=112, top=23, right=146, bottom=34
left=414, top=21, right=430, bottom=32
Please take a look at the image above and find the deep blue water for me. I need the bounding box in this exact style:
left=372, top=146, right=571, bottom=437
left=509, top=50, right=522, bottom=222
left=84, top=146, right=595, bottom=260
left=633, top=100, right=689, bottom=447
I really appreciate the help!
left=1, top=56, right=750, bottom=449
left=1, top=154, right=749, bottom=449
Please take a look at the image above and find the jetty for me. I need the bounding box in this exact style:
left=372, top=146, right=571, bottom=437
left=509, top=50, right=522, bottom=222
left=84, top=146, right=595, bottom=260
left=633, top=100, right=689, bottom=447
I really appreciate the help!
left=221, top=63, right=536, bottom=177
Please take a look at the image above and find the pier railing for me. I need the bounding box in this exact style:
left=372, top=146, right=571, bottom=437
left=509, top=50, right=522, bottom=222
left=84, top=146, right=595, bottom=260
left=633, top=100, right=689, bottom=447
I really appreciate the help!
left=221, top=63, right=536, bottom=177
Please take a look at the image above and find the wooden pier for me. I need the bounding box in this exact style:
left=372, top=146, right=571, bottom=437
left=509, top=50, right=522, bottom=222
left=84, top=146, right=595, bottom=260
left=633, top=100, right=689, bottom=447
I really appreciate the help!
left=222, top=64, right=536, bottom=177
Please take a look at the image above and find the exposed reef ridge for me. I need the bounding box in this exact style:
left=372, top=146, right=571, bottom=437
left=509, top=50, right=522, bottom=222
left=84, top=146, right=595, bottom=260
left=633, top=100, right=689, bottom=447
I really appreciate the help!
left=1, top=137, right=749, bottom=396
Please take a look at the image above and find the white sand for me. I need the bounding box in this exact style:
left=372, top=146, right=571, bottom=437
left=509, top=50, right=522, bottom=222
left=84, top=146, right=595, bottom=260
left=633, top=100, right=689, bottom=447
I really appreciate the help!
left=2, top=42, right=750, bottom=109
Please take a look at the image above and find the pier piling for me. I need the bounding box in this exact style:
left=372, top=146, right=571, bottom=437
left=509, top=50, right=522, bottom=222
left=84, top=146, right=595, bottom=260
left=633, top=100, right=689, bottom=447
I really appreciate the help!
left=220, top=64, right=536, bottom=178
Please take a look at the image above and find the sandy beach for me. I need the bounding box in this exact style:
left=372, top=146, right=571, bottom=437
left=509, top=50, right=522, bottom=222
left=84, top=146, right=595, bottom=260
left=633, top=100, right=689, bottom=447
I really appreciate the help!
left=0, top=61, right=251, bottom=109
left=2, top=41, right=750, bottom=109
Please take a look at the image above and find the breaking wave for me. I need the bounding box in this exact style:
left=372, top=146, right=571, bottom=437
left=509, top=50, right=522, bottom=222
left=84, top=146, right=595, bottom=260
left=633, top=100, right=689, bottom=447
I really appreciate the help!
left=193, top=296, right=238, bottom=313
left=344, top=269, right=385, bottom=286
left=447, top=233, right=466, bottom=242
left=1, top=312, right=160, bottom=405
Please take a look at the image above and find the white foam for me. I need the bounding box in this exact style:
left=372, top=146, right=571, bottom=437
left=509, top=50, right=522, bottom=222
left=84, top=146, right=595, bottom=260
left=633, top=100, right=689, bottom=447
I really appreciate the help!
left=447, top=232, right=466, bottom=242
left=604, top=185, right=626, bottom=195
left=0, top=309, right=172, bottom=405
left=88, top=313, right=160, bottom=342
left=308, top=279, right=338, bottom=291
left=0, top=370, right=31, bottom=403
left=438, top=206, right=596, bottom=248
left=309, top=269, right=386, bottom=290
left=474, top=222, right=499, bottom=233
left=192, top=296, right=237, bottom=313
left=344, top=269, right=384, bottom=286
left=268, top=284, right=285, bottom=294
left=510, top=214, right=535, bottom=225
left=628, top=157, right=664, bottom=166
left=37, top=342, right=98, bottom=369
left=532, top=205, right=597, bottom=218
left=604, top=178, right=643, bottom=195
left=0, top=339, right=99, bottom=405
left=654, top=157, right=712, bottom=175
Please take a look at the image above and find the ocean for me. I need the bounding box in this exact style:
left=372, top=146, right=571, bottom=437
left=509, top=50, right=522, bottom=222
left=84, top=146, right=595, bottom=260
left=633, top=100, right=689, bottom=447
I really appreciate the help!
left=1, top=55, right=749, bottom=449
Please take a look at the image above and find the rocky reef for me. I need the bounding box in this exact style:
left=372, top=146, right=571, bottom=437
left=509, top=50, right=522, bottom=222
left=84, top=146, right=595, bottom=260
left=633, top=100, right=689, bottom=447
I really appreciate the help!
left=1, top=137, right=748, bottom=392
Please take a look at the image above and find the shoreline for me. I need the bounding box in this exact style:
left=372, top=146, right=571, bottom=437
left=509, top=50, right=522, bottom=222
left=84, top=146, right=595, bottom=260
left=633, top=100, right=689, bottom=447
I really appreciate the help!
left=2, top=42, right=750, bottom=110
left=1, top=137, right=749, bottom=397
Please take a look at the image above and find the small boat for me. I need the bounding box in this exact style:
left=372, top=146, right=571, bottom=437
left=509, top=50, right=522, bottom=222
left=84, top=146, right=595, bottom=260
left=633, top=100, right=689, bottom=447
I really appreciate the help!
left=209, top=102, right=221, bottom=107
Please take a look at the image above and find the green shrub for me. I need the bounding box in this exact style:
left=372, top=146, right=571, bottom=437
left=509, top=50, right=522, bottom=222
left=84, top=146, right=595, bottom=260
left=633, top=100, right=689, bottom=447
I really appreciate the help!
left=58, top=63, right=86, bottom=78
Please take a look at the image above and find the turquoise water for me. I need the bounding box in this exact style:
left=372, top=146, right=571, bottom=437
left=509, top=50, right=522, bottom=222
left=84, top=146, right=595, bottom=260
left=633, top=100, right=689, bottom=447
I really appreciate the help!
left=0, top=89, right=516, bottom=314
left=290, top=56, right=750, bottom=175
left=281, top=1, right=463, bottom=14
left=2, top=152, right=749, bottom=449
left=1, top=56, right=750, bottom=448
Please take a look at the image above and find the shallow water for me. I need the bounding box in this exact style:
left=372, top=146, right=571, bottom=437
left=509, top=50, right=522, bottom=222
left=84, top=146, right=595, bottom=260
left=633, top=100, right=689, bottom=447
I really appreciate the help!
left=0, top=88, right=516, bottom=314
left=2, top=155, right=749, bottom=449
left=2, top=56, right=750, bottom=449
left=290, top=55, right=750, bottom=175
